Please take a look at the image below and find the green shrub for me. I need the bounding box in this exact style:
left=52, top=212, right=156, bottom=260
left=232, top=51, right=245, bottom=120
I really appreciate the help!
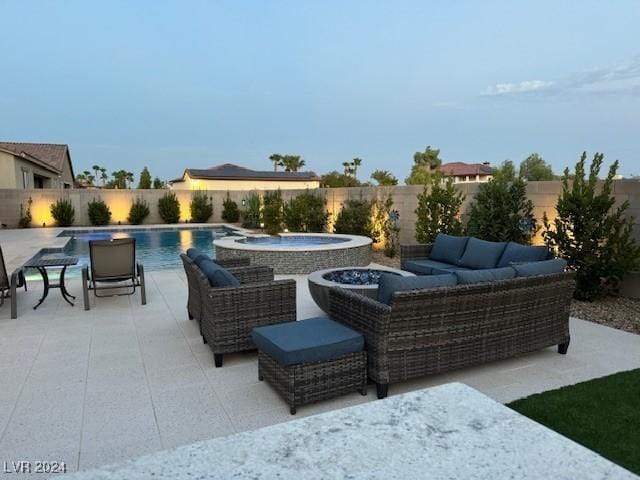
left=543, top=152, right=640, bottom=300
left=371, top=192, right=399, bottom=257
left=333, top=198, right=373, bottom=238
left=262, top=190, right=284, bottom=235
left=466, top=177, right=537, bottom=243
left=190, top=191, right=213, bottom=223
left=18, top=197, right=32, bottom=228
left=158, top=191, right=180, bottom=223
left=415, top=176, right=465, bottom=244
left=127, top=197, right=150, bottom=225
left=50, top=198, right=75, bottom=227
left=87, top=198, right=111, bottom=226
left=221, top=192, right=240, bottom=223
left=284, top=191, right=328, bottom=232
left=241, top=192, right=262, bottom=229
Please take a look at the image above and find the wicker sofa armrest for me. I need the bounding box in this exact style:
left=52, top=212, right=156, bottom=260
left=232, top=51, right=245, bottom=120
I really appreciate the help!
left=207, top=279, right=297, bottom=316
left=400, top=244, right=433, bottom=268
left=227, top=265, right=274, bottom=284
left=328, top=287, right=391, bottom=338
left=215, top=257, right=251, bottom=269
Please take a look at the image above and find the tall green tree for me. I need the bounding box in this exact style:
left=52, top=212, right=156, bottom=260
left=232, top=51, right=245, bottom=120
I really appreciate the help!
left=520, top=153, right=555, bottom=181
left=494, top=160, right=517, bottom=182
left=99, top=167, right=108, bottom=186
left=153, top=177, right=164, bottom=189
left=321, top=171, right=360, bottom=188
left=269, top=153, right=283, bottom=172
left=371, top=169, right=398, bottom=186
left=543, top=152, right=640, bottom=300
left=415, top=175, right=465, bottom=244
left=281, top=155, right=305, bottom=172
left=405, top=146, right=442, bottom=185
left=352, top=158, right=362, bottom=179
left=138, top=166, right=152, bottom=189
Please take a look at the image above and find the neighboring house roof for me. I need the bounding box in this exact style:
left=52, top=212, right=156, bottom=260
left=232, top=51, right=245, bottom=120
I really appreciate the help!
left=171, top=163, right=321, bottom=183
left=0, top=142, right=73, bottom=178
left=439, top=162, right=494, bottom=177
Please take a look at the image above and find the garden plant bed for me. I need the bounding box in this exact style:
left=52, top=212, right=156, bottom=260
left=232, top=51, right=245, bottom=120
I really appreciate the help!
left=508, top=369, right=640, bottom=476
left=571, top=297, right=640, bottom=335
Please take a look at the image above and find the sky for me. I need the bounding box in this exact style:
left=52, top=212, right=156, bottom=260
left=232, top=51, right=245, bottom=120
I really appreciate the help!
left=1, top=0, right=639, bottom=182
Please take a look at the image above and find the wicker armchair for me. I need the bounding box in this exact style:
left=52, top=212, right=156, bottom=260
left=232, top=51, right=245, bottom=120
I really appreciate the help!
left=180, top=254, right=297, bottom=367
left=400, top=243, right=433, bottom=270
left=329, top=272, right=575, bottom=399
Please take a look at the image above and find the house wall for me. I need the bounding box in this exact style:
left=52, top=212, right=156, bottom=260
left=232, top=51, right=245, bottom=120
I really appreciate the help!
left=170, top=173, right=320, bottom=191
left=0, top=181, right=638, bottom=245
left=0, top=152, right=70, bottom=189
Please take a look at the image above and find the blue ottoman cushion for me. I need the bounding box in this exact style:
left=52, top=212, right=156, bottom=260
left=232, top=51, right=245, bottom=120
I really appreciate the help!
left=186, top=248, right=203, bottom=260
left=497, top=242, right=549, bottom=268
left=429, top=233, right=470, bottom=265
left=377, top=273, right=457, bottom=305
left=513, top=258, right=567, bottom=277
left=195, top=257, right=240, bottom=288
left=458, top=237, right=507, bottom=269
left=251, top=317, right=364, bottom=366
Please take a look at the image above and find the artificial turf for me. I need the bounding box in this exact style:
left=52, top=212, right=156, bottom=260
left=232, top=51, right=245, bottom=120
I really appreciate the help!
left=507, top=368, right=640, bottom=475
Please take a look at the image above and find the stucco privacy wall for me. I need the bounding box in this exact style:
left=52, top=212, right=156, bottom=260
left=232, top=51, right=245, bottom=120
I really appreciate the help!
left=1, top=181, right=639, bottom=244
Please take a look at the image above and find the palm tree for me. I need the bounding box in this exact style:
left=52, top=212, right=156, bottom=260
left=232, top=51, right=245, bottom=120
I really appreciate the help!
left=371, top=169, right=398, bottom=186
left=352, top=158, right=362, bottom=179
left=282, top=155, right=305, bottom=172
left=342, top=161, right=353, bottom=177
left=126, top=172, right=134, bottom=189
left=99, top=167, right=108, bottom=186
left=92, top=164, right=101, bottom=183
left=269, top=154, right=283, bottom=172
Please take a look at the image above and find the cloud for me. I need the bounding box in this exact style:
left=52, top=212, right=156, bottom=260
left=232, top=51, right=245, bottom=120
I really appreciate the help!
left=482, top=80, right=554, bottom=96
left=482, top=55, right=640, bottom=97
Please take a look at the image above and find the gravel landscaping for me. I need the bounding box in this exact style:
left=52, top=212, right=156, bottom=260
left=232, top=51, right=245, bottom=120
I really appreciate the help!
left=571, top=297, right=640, bottom=335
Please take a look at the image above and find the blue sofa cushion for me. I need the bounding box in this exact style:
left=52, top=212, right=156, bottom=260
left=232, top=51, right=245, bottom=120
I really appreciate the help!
left=186, top=248, right=203, bottom=260
left=429, top=233, right=470, bottom=265
left=456, top=267, right=516, bottom=285
left=497, top=242, right=549, bottom=268
left=458, top=238, right=507, bottom=269
left=251, top=317, right=364, bottom=366
left=404, top=259, right=471, bottom=276
left=512, top=259, right=567, bottom=277
left=195, top=257, right=240, bottom=288
left=377, top=273, right=457, bottom=305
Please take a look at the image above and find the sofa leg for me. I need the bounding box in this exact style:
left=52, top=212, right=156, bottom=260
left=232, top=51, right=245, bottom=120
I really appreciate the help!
left=290, top=405, right=296, bottom=415
left=202, top=335, right=207, bottom=344
left=376, top=383, right=388, bottom=399
left=188, top=311, right=194, bottom=320
left=360, top=386, right=367, bottom=396
left=214, top=353, right=223, bottom=368
left=558, top=338, right=570, bottom=355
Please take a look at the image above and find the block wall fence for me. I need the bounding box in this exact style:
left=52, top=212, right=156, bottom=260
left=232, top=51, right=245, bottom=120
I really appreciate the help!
left=1, top=181, right=639, bottom=244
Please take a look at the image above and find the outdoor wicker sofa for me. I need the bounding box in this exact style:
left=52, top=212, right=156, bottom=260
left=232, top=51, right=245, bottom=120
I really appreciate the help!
left=180, top=253, right=297, bottom=367
left=329, top=271, right=575, bottom=399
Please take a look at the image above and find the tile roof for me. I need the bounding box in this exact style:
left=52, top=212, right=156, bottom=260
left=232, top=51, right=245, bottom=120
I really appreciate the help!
left=172, top=163, right=320, bottom=182
left=0, top=142, right=70, bottom=173
left=439, top=162, right=494, bottom=177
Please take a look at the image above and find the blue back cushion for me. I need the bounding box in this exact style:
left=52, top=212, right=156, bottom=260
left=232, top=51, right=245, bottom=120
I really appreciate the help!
left=186, top=248, right=203, bottom=260
left=497, top=242, right=549, bottom=268
left=251, top=317, right=363, bottom=366
left=459, top=238, right=507, bottom=269
left=377, top=273, right=457, bottom=305
left=195, top=257, right=240, bottom=288
left=512, top=258, right=567, bottom=277
left=456, top=267, right=516, bottom=285
left=429, top=234, right=469, bottom=265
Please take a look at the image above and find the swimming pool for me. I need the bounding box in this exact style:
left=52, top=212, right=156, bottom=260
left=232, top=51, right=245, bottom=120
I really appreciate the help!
left=59, top=227, right=232, bottom=270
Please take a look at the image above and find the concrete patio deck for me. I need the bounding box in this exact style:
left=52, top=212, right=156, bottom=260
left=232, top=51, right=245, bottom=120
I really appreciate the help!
left=1, top=229, right=639, bottom=477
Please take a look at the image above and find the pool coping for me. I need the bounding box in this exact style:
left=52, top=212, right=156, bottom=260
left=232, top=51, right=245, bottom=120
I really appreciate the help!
left=214, top=233, right=372, bottom=252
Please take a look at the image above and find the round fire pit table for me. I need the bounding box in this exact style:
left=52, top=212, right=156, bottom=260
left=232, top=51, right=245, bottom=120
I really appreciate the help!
left=308, top=266, right=415, bottom=314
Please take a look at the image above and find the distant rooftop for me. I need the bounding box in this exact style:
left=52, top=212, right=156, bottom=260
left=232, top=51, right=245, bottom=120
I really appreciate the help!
left=171, top=163, right=321, bottom=183
left=0, top=141, right=71, bottom=174
left=439, top=162, right=494, bottom=177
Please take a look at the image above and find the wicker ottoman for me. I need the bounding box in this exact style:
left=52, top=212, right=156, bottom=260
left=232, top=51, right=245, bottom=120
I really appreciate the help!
left=251, top=317, right=367, bottom=414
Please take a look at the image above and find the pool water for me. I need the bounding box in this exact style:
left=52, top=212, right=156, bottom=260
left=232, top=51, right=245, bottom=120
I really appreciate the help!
left=60, top=228, right=230, bottom=270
